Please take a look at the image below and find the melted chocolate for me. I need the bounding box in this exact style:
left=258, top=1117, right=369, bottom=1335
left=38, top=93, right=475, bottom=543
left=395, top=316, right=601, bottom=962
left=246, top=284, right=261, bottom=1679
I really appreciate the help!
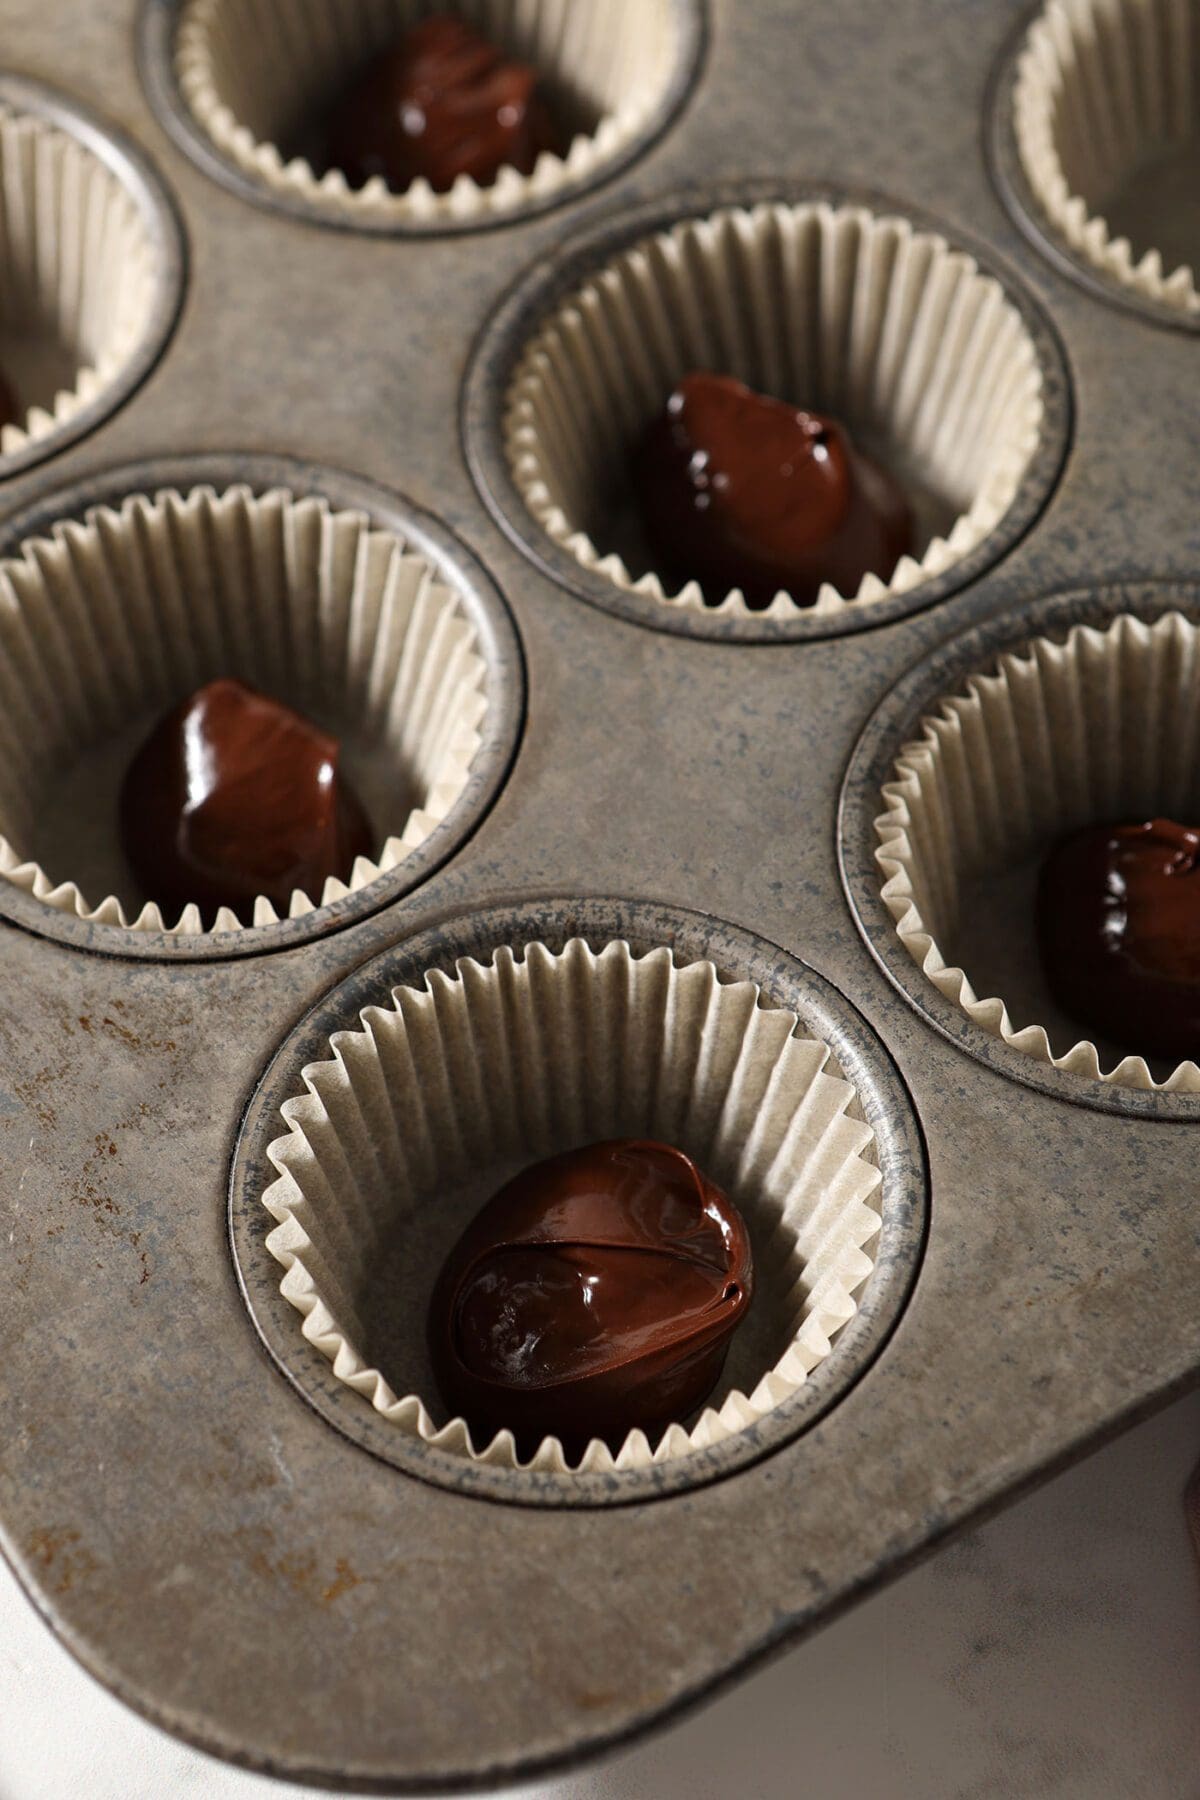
left=430, top=1139, right=754, bottom=1458
left=320, top=13, right=561, bottom=196
left=1038, top=818, right=1200, bottom=1061
left=119, top=679, right=373, bottom=925
left=631, top=372, right=914, bottom=609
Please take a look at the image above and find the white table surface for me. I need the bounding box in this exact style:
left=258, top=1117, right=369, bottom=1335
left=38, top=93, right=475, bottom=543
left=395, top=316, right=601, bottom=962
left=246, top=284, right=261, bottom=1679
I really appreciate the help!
left=3, top=1390, right=1199, bottom=1800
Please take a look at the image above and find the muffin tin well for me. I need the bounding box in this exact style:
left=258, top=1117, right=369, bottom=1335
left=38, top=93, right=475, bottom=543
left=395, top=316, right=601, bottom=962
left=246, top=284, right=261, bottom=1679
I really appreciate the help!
left=840, top=581, right=1200, bottom=1120
left=2, top=0, right=1199, bottom=1793
left=0, top=73, right=183, bottom=476
left=989, top=0, right=1200, bottom=331
left=230, top=898, right=926, bottom=1505
left=140, top=0, right=706, bottom=233
left=0, top=456, right=523, bottom=958
left=464, top=183, right=1073, bottom=641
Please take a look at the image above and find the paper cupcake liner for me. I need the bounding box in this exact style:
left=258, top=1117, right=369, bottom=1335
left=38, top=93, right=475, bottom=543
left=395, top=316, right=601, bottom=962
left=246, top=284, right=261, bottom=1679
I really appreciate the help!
left=504, top=201, right=1047, bottom=620
left=876, top=609, right=1200, bottom=1091
left=0, top=484, right=489, bottom=935
left=175, top=0, right=685, bottom=226
left=262, top=936, right=884, bottom=1475
left=1013, top=0, right=1200, bottom=316
left=0, top=101, right=163, bottom=455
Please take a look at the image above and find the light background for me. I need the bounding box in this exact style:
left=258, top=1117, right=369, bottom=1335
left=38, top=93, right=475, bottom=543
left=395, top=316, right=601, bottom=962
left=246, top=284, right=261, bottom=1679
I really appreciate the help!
left=3, top=1391, right=1199, bottom=1800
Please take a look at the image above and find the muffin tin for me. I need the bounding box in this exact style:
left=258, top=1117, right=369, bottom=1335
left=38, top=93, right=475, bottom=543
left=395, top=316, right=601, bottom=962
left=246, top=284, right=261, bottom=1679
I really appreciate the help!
left=1, top=0, right=1198, bottom=1790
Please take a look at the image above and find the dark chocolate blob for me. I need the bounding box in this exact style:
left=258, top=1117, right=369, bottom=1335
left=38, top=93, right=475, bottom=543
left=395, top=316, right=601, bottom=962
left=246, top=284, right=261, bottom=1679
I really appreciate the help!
left=119, top=678, right=374, bottom=926
left=1038, top=817, right=1200, bottom=1062
left=319, top=13, right=561, bottom=196
left=429, top=1139, right=754, bottom=1459
left=631, top=371, right=915, bottom=609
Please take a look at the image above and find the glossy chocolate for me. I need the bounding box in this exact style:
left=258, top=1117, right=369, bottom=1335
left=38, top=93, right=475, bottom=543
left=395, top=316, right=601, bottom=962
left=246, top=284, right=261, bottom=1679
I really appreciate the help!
left=1038, top=817, right=1200, bottom=1061
left=320, top=13, right=561, bottom=196
left=430, top=1139, right=754, bottom=1458
left=119, top=678, right=373, bottom=925
left=631, top=372, right=915, bottom=609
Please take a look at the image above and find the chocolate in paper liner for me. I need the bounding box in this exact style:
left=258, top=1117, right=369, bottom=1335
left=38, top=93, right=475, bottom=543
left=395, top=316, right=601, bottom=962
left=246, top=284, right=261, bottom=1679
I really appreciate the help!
left=0, top=484, right=489, bottom=935
left=0, top=102, right=164, bottom=456
left=261, top=938, right=884, bottom=1476
left=505, top=200, right=1046, bottom=620
left=876, top=611, right=1200, bottom=1092
left=1013, top=0, right=1200, bottom=316
left=175, top=0, right=684, bottom=226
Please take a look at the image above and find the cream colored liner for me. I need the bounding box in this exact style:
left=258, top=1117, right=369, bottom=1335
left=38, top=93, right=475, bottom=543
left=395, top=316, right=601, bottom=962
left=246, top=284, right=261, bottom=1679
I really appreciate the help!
left=877, top=610, right=1200, bottom=1092
left=263, top=938, right=884, bottom=1475
left=1013, top=0, right=1200, bottom=315
left=0, top=485, right=489, bottom=935
left=0, top=102, right=163, bottom=456
left=175, top=0, right=682, bottom=225
left=505, top=202, right=1047, bottom=620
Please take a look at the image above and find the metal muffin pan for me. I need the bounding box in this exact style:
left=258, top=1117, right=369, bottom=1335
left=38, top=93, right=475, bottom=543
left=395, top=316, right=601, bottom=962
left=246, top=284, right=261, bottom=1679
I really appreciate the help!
left=0, top=0, right=1198, bottom=1791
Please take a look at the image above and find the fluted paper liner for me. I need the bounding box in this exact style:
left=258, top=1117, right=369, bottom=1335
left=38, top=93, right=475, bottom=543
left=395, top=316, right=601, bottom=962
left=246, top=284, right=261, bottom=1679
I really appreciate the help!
left=505, top=201, right=1046, bottom=619
left=262, top=938, right=884, bottom=1475
left=175, top=0, right=684, bottom=226
left=0, top=485, right=489, bottom=935
left=0, top=101, right=164, bottom=455
left=1013, top=0, right=1200, bottom=316
left=877, top=611, right=1200, bottom=1092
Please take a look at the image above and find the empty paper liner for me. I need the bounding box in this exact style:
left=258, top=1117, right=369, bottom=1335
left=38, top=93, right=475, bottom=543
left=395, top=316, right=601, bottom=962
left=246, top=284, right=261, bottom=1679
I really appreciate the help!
left=876, top=610, right=1200, bottom=1091
left=1013, top=0, right=1200, bottom=316
left=262, top=936, right=884, bottom=1475
left=504, top=199, right=1046, bottom=619
left=0, top=100, right=166, bottom=457
left=0, top=483, right=490, bottom=934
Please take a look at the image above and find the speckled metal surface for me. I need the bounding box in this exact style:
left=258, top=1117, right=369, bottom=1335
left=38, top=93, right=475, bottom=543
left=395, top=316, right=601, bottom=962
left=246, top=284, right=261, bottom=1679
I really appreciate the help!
left=0, top=0, right=1198, bottom=1792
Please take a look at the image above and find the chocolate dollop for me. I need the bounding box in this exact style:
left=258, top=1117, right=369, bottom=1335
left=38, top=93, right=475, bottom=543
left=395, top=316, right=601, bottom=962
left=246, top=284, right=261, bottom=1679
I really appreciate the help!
left=430, top=1138, right=754, bottom=1459
left=1038, top=817, right=1200, bottom=1061
left=320, top=13, right=561, bottom=195
left=631, top=372, right=915, bottom=609
left=119, top=678, right=373, bottom=925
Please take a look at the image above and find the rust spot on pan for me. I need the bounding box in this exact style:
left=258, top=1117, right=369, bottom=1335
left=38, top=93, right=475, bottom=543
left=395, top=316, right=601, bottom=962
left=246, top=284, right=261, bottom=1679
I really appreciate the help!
left=26, top=1527, right=99, bottom=1595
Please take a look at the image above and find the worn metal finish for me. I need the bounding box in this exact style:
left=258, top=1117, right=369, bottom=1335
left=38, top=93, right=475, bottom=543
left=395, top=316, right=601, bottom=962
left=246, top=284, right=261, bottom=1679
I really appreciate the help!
left=986, top=0, right=1200, bottom=337
left=0, top=0, right=1197, bottom=1791
left=230, top=896, right=929, bottom=1508
left=0, top=72, right=185, bottom=478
